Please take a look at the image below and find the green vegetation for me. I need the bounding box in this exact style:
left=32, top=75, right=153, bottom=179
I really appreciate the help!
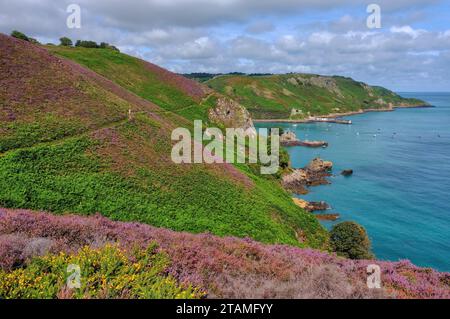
left=1, top=34, right=328, bottom=253
left=10, top=30, right=38, bottom=44
left=59, top=37, right=73, bottom=46
left=330, top=221, right=374, bottom=260
left=0, top=119, right=327, bottom=247
left=11, top=30, right=29, bottom=41
left=0, top=244, right=202, bottom=299
left=206, top=74, right=428, bottom=119
left=47, top=46, right=210, bottom=122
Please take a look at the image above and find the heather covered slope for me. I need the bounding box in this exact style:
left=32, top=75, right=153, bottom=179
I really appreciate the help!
left=0, top=34, right=327, bottom=247
left=46, top=45, right=253, bottom=129
left=206, top=74, right=429, bottom=119
left=47, top=45, right=209, bottom=122
left=1, top=209, right=448, bottom=299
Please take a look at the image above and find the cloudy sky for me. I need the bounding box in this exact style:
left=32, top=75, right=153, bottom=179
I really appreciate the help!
left=1, top=0, right=450, bottom=91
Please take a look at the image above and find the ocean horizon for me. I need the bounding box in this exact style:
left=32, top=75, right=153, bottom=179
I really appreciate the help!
left=256, top=92, right=450, bottom=272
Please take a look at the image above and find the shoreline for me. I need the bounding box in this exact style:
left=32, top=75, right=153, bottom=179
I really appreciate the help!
left=253, top=104, right=433, bottom=123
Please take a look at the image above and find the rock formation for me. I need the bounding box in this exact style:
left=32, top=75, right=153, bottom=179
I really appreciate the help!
left=292, top=198, right=330, bottom=212
left=341, top=169, right=353, bottom=176
left=208, top=96, right=254, bottom=131
left=280, top=131, right=328, bottom=148
left=282, top=157, right=333, bottom=194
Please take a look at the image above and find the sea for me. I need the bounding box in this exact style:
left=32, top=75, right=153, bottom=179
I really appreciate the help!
left=255, top=92, right=450, bottom=272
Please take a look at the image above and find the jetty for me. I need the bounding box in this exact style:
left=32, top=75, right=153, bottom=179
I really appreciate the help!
left=311, top=117, right=352, bottom=124
left=254, top=117, right=352, bottom=125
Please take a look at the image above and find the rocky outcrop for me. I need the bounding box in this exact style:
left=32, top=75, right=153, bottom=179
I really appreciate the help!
left=208, top=96, right=254, bottom=130
left=341, top=169, right=353, bottom=176
left=306, top=158, right=333, bottom=172
left=288, top=75, right=343, bottom=98
left=282, top=157, right=333, bottom=194
left=280, top=131, right=328, bottom=148
left=292, top=198, right=330, bottom=212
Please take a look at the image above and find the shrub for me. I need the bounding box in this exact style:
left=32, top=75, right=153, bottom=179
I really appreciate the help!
left=75, top=40, right=99, bottom=48
left=11, top=30, right=29, bottom=41
left=330, top=221, right=374, bottom=260
left=0, top=243, right=203, bottom=299
left=59, top=37, right=73, bottom=47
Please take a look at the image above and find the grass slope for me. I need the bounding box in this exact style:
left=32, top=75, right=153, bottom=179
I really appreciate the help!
left=0, top=34, right=327, bottom=248
left=206, top=74, right=428, bottom=119
left=47, top=45, right=214, bottom=123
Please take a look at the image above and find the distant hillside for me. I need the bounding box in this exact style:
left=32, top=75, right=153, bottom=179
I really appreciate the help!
left=206, top=74, right=429, bottom=119
left=0, top=34, right=327, bottom=248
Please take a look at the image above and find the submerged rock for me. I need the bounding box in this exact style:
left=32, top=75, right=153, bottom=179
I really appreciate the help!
left=341, top=169, right=353, bottom=176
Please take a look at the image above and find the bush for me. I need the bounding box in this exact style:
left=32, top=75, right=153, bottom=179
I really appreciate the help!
left=330, top=221, right=374, bottom=260
left=75, top=40, right=99, bottom=48
left=59, top=37, right=73, bottom=47
left=0, top=244, right=203, bottom=299
left=11, top=30, right=29, bottom=41
left=100, top=42, right=120, bottom=52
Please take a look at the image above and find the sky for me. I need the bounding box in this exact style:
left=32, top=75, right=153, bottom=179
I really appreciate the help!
left=1, top=0, right=450, bottom=91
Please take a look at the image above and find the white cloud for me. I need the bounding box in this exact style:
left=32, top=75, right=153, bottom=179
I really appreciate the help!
left=390, top=25, right=426, bottom=39
left=0, top=0, right=448, bottom=91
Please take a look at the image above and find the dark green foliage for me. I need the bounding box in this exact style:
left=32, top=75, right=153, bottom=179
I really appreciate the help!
left=330, top=221, right=374, bottom=260
left=100, top=42, right=120, bottom=51
left=59, top=37, right=73, bottom=46
left=75, top=40, right=99, bottom=48
left=11, top=30, right=29, bottom=41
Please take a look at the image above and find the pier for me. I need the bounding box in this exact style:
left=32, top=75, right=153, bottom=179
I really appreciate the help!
left=311, top=117, right=352, bottom=124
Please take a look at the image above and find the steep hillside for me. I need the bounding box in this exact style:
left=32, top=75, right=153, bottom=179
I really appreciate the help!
left=206, top=74, right=429, bottom=119
left=1, top=209, right=448, bottom=299
left=47, top=45, right=253, bottom=130
left=0, top=34, right=327, bottom=248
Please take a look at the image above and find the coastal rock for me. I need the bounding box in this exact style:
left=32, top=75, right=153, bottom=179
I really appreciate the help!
left=308, top=201, right=330, bottom=211
left=280, top=131, right=298, bottom=143
left=282, top=157, right=333, bottom=194
left=341, top=169, right=353, bottom=176
left=306, top=158, right=333, bottom=172
left=292, top=198, right=330, bottom=212
left=208, top=96, right=254, bottom=131
left=282, top=170, right=310, bottom=194
left=280, top=131, right=328, bottom=148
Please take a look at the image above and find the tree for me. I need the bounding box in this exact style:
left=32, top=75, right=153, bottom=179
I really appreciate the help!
left=75, top=40, right=99, bottom=48
left=11, top=30, right=29, bottom=41
left=59, top=37, right=73, bottom=46
left=330, top=221, right=374, bottom=260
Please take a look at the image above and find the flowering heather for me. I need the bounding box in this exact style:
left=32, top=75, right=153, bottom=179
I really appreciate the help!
left=1, top=208, right=448, bottom=299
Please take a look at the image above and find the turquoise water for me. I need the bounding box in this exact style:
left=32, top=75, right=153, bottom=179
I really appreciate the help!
left=255, top=93, right=450, bottom=272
